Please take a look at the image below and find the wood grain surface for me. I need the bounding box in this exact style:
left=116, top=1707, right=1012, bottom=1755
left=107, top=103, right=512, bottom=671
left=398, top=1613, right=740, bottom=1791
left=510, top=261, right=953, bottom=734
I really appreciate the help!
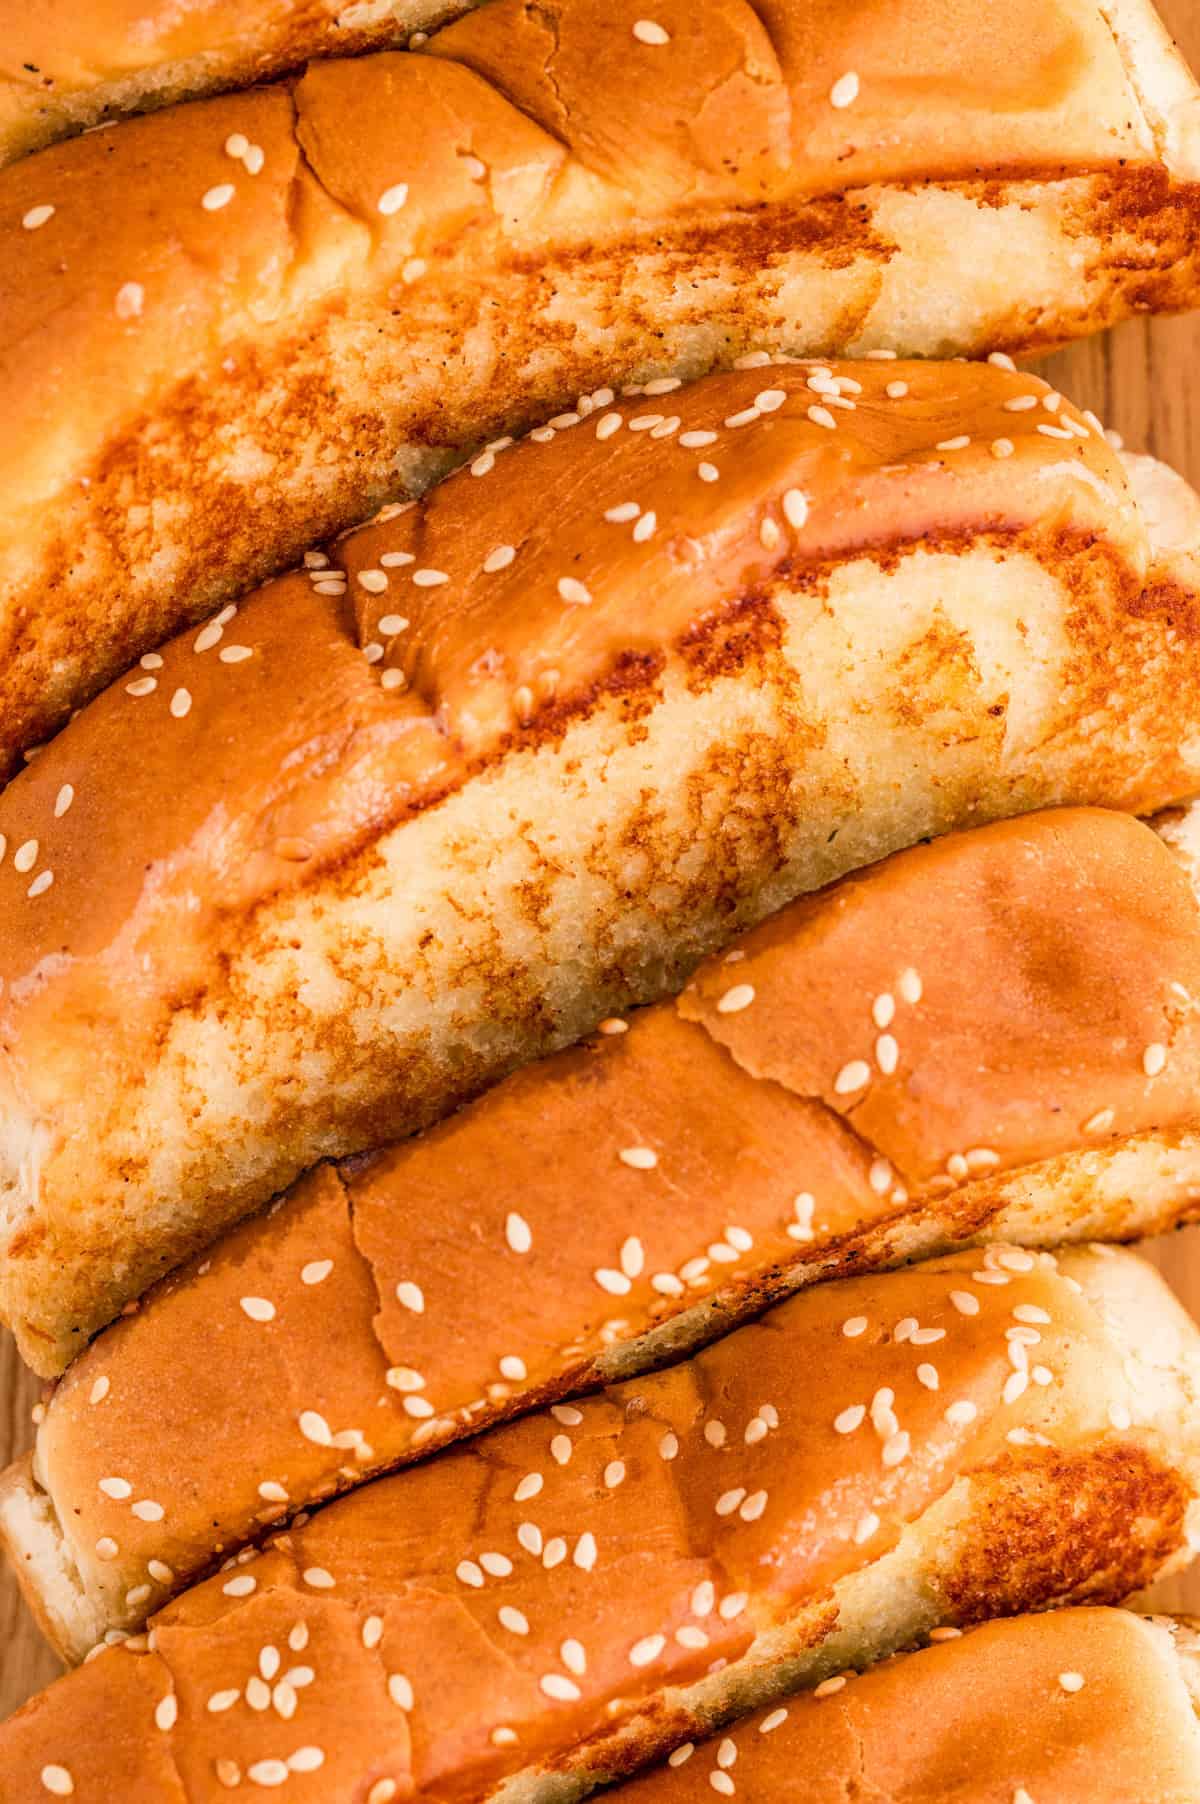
left=3, top=0, right=1200, bottom=1719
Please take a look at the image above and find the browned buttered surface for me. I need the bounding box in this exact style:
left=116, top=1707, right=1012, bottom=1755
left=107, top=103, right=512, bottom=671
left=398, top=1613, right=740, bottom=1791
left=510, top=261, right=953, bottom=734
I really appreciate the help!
left=0, top=0, right=1198, bottom=1727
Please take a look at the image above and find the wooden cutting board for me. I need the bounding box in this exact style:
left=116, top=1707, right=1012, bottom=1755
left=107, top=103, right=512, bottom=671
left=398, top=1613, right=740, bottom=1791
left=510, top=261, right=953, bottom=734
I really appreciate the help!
left=3, top=0, right=1200, bottom=1716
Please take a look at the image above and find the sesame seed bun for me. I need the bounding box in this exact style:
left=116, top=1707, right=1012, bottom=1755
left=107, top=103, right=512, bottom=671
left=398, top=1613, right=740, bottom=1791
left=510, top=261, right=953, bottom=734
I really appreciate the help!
left=613, top=1608, right=1200, bottom=1804
left=1, top=1244, right=1199, bottom=1799
left=3, top=360, right=1200, bottom=1379
left=0, top=0, right=1198, bottom=771
left=11, top=801, right=1200, bottom=1658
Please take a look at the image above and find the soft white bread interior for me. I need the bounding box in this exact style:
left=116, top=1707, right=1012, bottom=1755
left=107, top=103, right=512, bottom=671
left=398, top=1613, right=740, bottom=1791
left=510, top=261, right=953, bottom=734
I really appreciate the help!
left=13, top=805, right=1200, bottom=1656
left=5, top=360, right=1200, bottom=1377
left=610, top=1608, right=1200, bottom=1804
left=1, top=0, right=1200, bottom=770
left=1, top=1245, right=1199, bottom=1800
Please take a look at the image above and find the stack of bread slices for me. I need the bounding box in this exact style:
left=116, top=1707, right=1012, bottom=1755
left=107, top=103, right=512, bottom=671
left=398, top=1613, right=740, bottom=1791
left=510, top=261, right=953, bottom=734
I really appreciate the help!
left=3, top=2, right=1200, bottom=1799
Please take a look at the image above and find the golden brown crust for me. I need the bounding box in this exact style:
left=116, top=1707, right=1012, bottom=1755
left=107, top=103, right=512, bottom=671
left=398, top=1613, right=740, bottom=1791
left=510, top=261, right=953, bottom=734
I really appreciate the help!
left=11, top=807, right=1200, bottom=1656
left=1, top=1246, right=1199, bottom=1801
left=0, top=0, right=1198, bottom=770
left=6, top=360, right=1200, bottom=1377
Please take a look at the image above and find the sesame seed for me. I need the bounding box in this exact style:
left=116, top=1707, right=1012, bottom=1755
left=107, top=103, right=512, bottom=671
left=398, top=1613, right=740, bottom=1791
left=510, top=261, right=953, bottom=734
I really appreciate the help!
left=27, top=870, right=52, bottom=898
left=725, top=407, right=760, bottom=429
left=541, top=1673, right=582, bottom=1701
left=1143, top=1042, right=1167, bottom=1077
left=814, top=1675, right=847, bottom=1697
left=378, top=183, right=409, bottom=216
left=154, top=1694, right=177, bottom=1732
left=115, top=282, right=144, bottom=319
left=125, top=675, right=155, bottom=697
left=705, top=1420, right=727, bottom=1448
left=132, top=1498, right=164, bottom=1522
left=1003, top=1370, right=1029, bottom=1405
left=40, top=1767, right=73, bottom=1796
left=499, top=1354, right=526, bottom=1381
left=949, top=1289, right=979, bottom=1316
left=13, top=839, right=37, bottom=873
left=842, top=1315, right=868, bottom=1338
left=936, top=436, right=971, bottom=452
left=499, top=1604, right=529, bottom=1635
left=719, top=1592, right=748, bottom=1620
left=550, top=1434, right=572, bottom=1466
left=945, top=1400, right=978, bottom=1426
left=1037, top=423, right=1075, bottom=441
left=240, top=1296, right=275, bottom=1323
left=868, top=1159, right=892, bottom=1195
left=630, top=1633, right=667, bottom=1666
left=830, top=71, right=860, bottom=107
left=96, top=1538, right=119, bottom=1559
left=387, top=1674, right=414, bottom=1710
left=561, top=1638, right=587, bottom=1676
left=996, top=1248, right=1036, bottom=1272
left=917, top=1363, right=939, bottom=1391
left=716, top=1487, right=746, bottom=1516
left=604, top=1460, right=626, bottom=1488
left=632, top=19, right=670, bottom=43
left=782, top=488, right=809, bottom=529
left=288, top=1750, right=324, bottom=1775
left=504, top=1211, right=533, bottom=1255
left=169, top=687, right=192, bottom=719
left=991, top=438, right=1015, bottom=459
left=854, top=1512, right=880, bottom=1544
left=595, top=1267, right=631, bottom=1296
left=595, top=412, right=623, bottom=441
left=874, top=1033, right=899, bottom=1075
left=808, top=405, right=837, bottom=430
left=619, top=1145, right=658, bottom=1170
left=834, top=1404, right=865, bottom=1434
left=669, top=1746, right=696, bottom=1768
left=395, top=1281, right=424, bottom=1312
left=621, top=1235, right=645, bottom=1277
left=634, top=511, right=657, bottom=541
left=99, top=1476, right=132, bottom=1500
left=885, top=381, right=909, bottom=400
left=834, top=1060, right=870, bottom=1094
left=303, top=1567, right=335, bottom=1589
left=456, top=1559, right=484, bottom=1588
left=412, top=568, right=448, bottom=588
left=89, top=1376, right=110, bottom=1405
left=207, top=1689, right=240, bottom=1713
left=574, top=1531, right=597, bottom=1570
left=223, top=1573, right=257, bottom=1597
left=680, top=430, right=717, bottom=448
left=709, top=1774, right=734, bottom=1796
left=403, top=1395, right=433, bottom=1418
left=558, top=577, right=592, bottom=605
left=698, top=463, right=719, bottom=482
left=368, top=1784, right=399, bottom=1804
left=739, top=1489, right=768, bottom=1521
left=1059, top=1672, right=1085, bottom=1693
left=471, top=451, right=495, bottom=476
left=881, top=1431, right=910, bottom=1467
left=513, top=1472, right=543, bottom=1502
left=755, top=389, right=787, bottom=412
left=1013, top=1304, right=1051, bottom=1325
left=717, top=983, right=755, bottom=1014
left=298, top=1410, right=332, bottom=1446
left=300, top=1259, right=333, bottom=1287
left=201, top=183, right=235, bottom=211
left=898, top=968, right=923, bottom=1003
left=1005, top=395, right=1041, bottom=412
